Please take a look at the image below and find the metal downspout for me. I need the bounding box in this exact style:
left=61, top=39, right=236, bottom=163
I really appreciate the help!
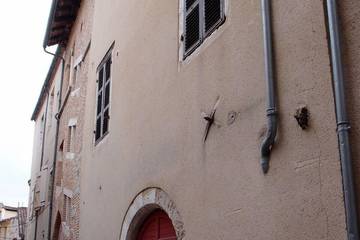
left=40, top=92, right=50, bottom=170
left=260, top=0, right=278, bottom=174
left=44, top=46, right=65, bottom=240
left=325, top=1, right=359, bottom=239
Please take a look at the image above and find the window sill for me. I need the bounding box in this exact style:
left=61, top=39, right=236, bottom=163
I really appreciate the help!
left=94, top=131, right=109, bottom=147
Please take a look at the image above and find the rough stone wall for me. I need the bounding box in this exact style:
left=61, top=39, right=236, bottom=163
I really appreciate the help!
left=51, top=0, right=94, bottom=239
left=0, top=218, right=20, bottom=240
left=337, top=0, right=360, bottom=224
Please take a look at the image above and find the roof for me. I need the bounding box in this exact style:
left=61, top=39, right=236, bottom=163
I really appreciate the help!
left=43, top=0, right=81, bottom=47
left=32, top=0, right=82, bottom=121
left=0, top=216, right=17, bottom=224
left=31, top=46, right=62, bottom=121
left=3, top=205, right=18, bottom=211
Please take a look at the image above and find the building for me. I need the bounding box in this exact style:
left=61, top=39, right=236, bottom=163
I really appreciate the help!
left=26, top=0, right=93, bottom=239
left=28, top=0, right=360, bottom=239
left=0, top=204, right=18, bottom=221
left=0, top=204, right=27, bottom=240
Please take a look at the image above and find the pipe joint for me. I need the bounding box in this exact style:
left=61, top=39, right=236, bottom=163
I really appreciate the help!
left=266, top=108, right=277, bottom=116
left=337, top=121, right=351, bottom=133
left=260, top=114, right=277, bottom=174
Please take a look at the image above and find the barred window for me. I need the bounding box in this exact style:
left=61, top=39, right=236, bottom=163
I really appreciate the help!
left=183, top=0, right=225, bottom=58
left=95, top=50, right=112, bottom=143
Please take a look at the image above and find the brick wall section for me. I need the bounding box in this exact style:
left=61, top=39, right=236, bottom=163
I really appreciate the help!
left=51, top=0, right=94, bottom=239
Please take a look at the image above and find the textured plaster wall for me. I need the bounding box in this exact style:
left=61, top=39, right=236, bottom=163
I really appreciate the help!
left=337, top=0, right=360, bottom=224
left=79, top=0, right=347, bottom=239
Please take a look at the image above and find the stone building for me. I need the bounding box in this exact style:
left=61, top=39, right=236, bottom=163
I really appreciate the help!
left=0, top=205, right=27, bottom=240
left=28, top=0, right=360, bottom=239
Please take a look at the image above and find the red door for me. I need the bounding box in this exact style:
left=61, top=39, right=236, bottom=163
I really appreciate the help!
left=137, top=210, right=177, bottom=240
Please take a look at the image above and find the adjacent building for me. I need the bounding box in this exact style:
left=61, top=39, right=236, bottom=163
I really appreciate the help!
left=28, top=0, right=360, bottom=239
left=27, top=0, right=93, bottom=239
left=0, top=204, right=27, bottom=240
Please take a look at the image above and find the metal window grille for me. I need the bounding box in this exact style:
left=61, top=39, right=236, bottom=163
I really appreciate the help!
left=183, top=0, right=225, bottom=58
left=95, top=52, right=112, bottom=143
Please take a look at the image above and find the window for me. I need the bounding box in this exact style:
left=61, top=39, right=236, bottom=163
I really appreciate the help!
left=67, top=126, right=76, bottom=152
left=63, top=195, right=71, bottom=224
left=183, top=0, right=225, bottom=58
left=40, top=114, right=45, bottom=142
left=71, top=65, right=78, bottom=87
left=95, top=51, right=112, bottom=143
left=48, top=88, right=55, bottom=128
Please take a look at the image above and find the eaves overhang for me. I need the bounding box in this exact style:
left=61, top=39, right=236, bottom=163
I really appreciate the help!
left=31, top=47, right=62, bottom=121
left=43, top=0, right=81, bottom=47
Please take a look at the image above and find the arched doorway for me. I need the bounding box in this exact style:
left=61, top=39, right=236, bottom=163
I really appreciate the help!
left=137, top=210, right=176, bottom=240
left=53, top=212, right=63, bottom=240
left=119, top=188, right=185, bottom=240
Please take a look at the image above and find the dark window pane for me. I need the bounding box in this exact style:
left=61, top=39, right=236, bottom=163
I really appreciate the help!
left=97, top=92, right=102, bottom=115
left=103, top=109, right=109, bottom=134
left=104, top=84, right=110, bottom=107
left=185, top=5, right=200, bottom=52
left=95, top=117, right=101, bottom=141
left=205, top=0, right=222, bottom=33
left=98, top=69, right=103, bottom=90
left=186, top=0, right=197, bottom=10
left=105, top=58, right=111, bottom=81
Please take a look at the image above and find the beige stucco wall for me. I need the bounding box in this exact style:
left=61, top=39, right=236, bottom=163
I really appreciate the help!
left=79, top=0, right=347, bottom=239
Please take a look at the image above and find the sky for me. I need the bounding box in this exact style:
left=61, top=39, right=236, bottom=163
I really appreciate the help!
left=0, top=1, right=55, bottom=207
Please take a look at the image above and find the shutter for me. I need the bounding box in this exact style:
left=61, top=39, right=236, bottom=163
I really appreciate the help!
left=40, top=166, right=49, bottom=206
left=29, top=189, right=35, bottom=220
left=95, top=116, right=101, bottom=140
left=34, top=175, right=41, bottom=210
left=184, top=0, right=201, bottom=55
left=95, top=68, right=103, bottom=141
left=204, top=0, right=223, bottom=35
left=186, top=0, right=197, bottom=10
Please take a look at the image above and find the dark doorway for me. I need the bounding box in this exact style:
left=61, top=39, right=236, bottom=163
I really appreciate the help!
left=137, top=209, right=176, bottom=240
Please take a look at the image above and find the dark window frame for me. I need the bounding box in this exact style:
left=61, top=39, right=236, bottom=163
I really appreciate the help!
left=95, top=46, right=113, bottom=145
left=183, top=0, right=225, bottom=59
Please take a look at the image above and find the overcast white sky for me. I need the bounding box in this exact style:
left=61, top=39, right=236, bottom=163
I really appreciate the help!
left=0, top=1, right=55, bottom=207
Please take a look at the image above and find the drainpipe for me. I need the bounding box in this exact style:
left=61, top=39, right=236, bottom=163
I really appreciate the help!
left=40, top=92, right=50, bottom=170
left=44, top=46, right=65, bottom=240
left=325, top=1, right=359, bottom=239
left=260, top=0, right=278, bottom=174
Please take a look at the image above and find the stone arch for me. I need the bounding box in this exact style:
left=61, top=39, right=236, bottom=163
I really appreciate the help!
left=119, top=188, right=185, bottom=240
